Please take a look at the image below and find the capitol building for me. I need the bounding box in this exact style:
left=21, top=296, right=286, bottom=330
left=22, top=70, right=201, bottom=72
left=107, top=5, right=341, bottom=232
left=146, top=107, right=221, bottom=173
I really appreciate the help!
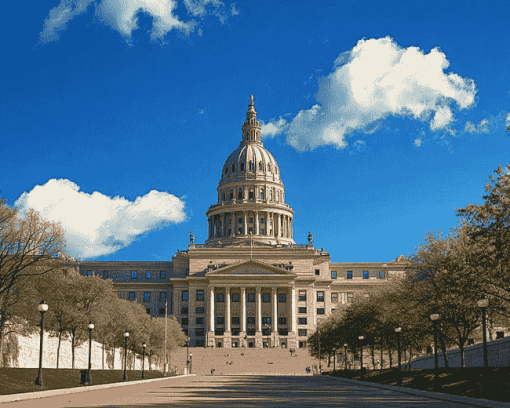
left=76, top=96, right=404, bottom=349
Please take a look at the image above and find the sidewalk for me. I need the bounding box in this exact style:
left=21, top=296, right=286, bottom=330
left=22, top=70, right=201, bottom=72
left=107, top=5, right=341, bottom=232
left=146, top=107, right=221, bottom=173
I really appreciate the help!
left=0, top=374, right=196, bottom=404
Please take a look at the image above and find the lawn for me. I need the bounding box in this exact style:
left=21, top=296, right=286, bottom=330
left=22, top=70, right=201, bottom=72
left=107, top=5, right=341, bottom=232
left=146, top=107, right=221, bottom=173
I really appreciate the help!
left=0, top=368, right=169, bottom=395
left=326, top=367, right=510, bottom=403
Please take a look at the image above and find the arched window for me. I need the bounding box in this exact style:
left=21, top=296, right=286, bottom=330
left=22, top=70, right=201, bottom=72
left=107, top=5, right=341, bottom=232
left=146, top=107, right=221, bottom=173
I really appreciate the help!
left=249, top=190, right=254, bottom=199
left=225, top=167, right=228, bottom=174
left=230, top=191, right=233, bottom=200
left=222, top=192, right=226, bottom=201
left=241, top=163, right=245, bottom=171
left=249, top=161, right=254, bottom=170
left=268, top=163, right=271, bottom=172
left=260, top=188, right=264, bottom=200
left=269, top=189, right=273, bottom=201
left=232, top=164, right=235, bottom=172
left=259, top=162, right=263, bottom=171
left=238, top=190, right=242, bottom=199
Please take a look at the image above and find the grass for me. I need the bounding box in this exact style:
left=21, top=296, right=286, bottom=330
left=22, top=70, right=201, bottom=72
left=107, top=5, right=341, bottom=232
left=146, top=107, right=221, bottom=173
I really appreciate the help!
left=0, top=368, right=169, bottom=395
left=326, top=367, right=510, bottom=403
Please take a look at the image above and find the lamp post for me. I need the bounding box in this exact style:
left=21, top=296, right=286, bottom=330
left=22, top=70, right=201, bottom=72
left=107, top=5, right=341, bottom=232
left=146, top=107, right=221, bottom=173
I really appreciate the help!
left=332, top=348, right=336, bottom=372
left=477, top=294, right=489, bottom=368
left=190, top=352, right=193, bottom=374
left=344, top=343, right=348, bottom=370
left=186, top=337, right=190, bottom=374
left=358, top=334, right=364, bottom=380
left=395, top=327, right=402, bottom=385
left=142, top=342, right=146, bottom=378
left=123, top=330, right=129, bottom=381
left=86, top=321, right=94, bottom=385
left=35, top=300, right=48, bottom=386
left=430, top=312, right=440, bottom=390
left=318, top=330, right=321, bottom=374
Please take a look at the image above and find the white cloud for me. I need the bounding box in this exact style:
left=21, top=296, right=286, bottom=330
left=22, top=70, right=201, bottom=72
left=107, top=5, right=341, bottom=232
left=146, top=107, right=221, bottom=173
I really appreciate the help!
left=414, top=138, right=423, bottom=147
left=38, top=0, right=225, bottom=44
left=14, top=179, right=186, bottom=259
left=262, top=37, right=476, bottom=151
left=464, top=119, right=489, bottom=133
left=261, top=118, right=288, bottom=137
left=506, top=112, right=510, bottom=129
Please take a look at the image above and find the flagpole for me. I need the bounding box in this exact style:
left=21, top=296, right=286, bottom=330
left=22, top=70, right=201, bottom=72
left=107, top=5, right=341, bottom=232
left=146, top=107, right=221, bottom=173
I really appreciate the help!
left=164, top=298, right=168, bottom=375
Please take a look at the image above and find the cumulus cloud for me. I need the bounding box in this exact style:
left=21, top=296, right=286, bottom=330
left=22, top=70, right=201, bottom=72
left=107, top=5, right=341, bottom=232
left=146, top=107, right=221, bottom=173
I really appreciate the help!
left=261, top=37, right=477, bottom=151
left=464, top=119, right=489, bottom=133
left=414, top=138, right=423, bottom=147
left=506, top=113, right=510, bottom=130
left=14, top=179, right=186, bottom=259
left=38, top=0, right=226, bottom=44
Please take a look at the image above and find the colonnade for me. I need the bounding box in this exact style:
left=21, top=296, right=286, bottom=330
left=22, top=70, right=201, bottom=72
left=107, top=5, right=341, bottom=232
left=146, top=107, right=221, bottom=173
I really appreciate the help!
left=207, top=211, right=293, bottom=240
left=208, top=286, right=296, bottom=334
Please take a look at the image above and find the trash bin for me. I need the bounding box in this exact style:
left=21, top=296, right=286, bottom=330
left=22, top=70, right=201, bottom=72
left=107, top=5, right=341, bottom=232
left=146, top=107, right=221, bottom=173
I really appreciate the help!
left=80, top=370, right=89, bottom=384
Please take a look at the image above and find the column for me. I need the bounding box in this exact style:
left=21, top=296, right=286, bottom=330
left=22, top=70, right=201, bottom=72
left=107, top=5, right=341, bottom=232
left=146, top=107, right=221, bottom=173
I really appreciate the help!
left=208, top=217, right=212, bottom=239
left=278, top=213, right=282, bottom=237
left=209, top=286, right=215, bottom=332
left=234, top=212, right=238, bottom=235
left=290, top=218, right=293, bottom=239
left=243, top=211, right=247, bottom=235
left=241, top=287, right=247, bottom=332
left=255, top=211, right=259, bottom=235
left=231, top=212, right=235, bottom=236
left=256, top=286, right=262, bottom=332
left=226, top=287, right=231, bottom=332
left=290, top=286, right=296, bottom=333
left=221, top=213, right=225, bottom=237
left=272, top=287, right=277, bottom=333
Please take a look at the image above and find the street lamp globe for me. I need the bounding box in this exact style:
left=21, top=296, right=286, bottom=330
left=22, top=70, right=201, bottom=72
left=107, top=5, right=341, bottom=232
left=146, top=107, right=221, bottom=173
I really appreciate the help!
left=477, top=294, right=489, bottom=309
left=143, top=342, right=146, bottom=348
left=358, top=334, right=364, bottom=340
left=395, top=327, right=401, bottom=333
left=38, top=300, right=49, bottom=313
left=88, top=322, right=95, bottom=330
left=124, top=330, right=129, bottom=337
left=430, top=313, right=440, bottom=321
left=343, top=343, right=348, bottom=347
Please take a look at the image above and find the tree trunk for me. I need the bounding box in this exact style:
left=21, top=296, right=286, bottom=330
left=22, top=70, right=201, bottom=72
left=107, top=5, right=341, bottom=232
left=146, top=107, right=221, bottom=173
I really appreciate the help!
left=439, top=333, right=449, bottom=368
left=112, top=343, right=115, bottom=370
left=389, top=349, right=392, bottom=368
left=380, top=336, right=384, bottom=370
left=102, top=341, right=105, bottom=370
left=408, top=345, right=412, bottom=371
left=371, top=344, right=375, bottom=369
left=56, top=333, right=62, bottom=369
left=327, top=353, right=331, bottom=367
left=0, top=328, right=4, bottom=368
left=404, top=348, right=407, bottom=370
left=459, top=343, right=465, bottom=368
left=71, top=329, right=76, bottom=369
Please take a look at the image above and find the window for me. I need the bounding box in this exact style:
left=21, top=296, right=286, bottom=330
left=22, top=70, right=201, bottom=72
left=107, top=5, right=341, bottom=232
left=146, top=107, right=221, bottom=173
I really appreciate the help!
left=232, top=341, right=239, bottom=348
left=144, top=292, right=150, bottom=302
left=103, top=270, right=109, bottom=278
left=315, top=269, right=320, bottom=276
left=160, top=270, right=166, bottom=279
left=217, top=293, right=225, bottom=302
left=317, top=291, right=324, bottom=302
left=129, top=292, right=135, bottom=301
left=229, top=293, right=239, bottom=302
left=146, top=270, right=151, bottom=279
left=131, top=270, right=137, bottom=279
left=263, top=293, right=270, bottom=302
left=87, top=270, right=92, bottom=276
left=159, top=308, right=165, bottom=315
left=278, top=293, right=286, bottom=303
left=182, top=291, right=189, bottom=301
left=331, top=293, right=338, bottom=303
left=232, top=328, right=240, bottom=336
left=181, top=318, right=189, bottom=325
left=247, top=328, right=256, bottom=336
left=159, top=292, right=166, bottom=302
left=196, top=290, right=205, bottom=301
left=196, top=340, right=205, bottom=347
left=181, top=307, right=188, bottom=315
left=378, top=271, right=385, bottom=279
left=216, top=341, right=223, bottom=347
left=215, top=328, right=224, bottom=336
left=247, top=317, right=255, bottom=325
left=249, top=161, right=254, bottom=171
left=230, top=191, right=233, bottom=200
left=248, top=293, right=255, bottom=302
left=262, top=329, right=271, bottom=336
left=225, top=167, right=228, bottom=174
left=260, top=189, right=264, bottom=199
left=196, top=317, right=204, bottom=325
left=268, top=164, right=271, bottom=172
left=298, top=318, right=307, bottom=325
left=249, top=217, right=253, bottom=223
left=347, top=271, right=353, bottom=279
left=298, top=307, right=307, bottom=314
left=146, top=308, right=151, bottom=314
left=238, top=191, right=242, bottom=199
left=331, top=271, right=337, bottom=279
left=259, top=162, right=263, bottom=171
left=363, top=271, right=369, bottom=279
left=299, top=341, right=307, bottom=348
left=240, top=163, right=245, bottom=171
left=317, top=308, right=325, bottom=315
left=196, top=328, right=205, bottom=336
left=299, top=291, right=306, bottom=301
left=196, top=307, right=204, bottom=314
left=299, top=329, right=307, bottom=336
left=262, top=317, right=271, bottom=325
left=278, top=317, right=287, bottom=325
left=261, top=218, right=265, bottom=224
left=232, top=164, right=235, bottom=172
left=249, top=191, right=254, bottom=199
left=232, top=317, right=240, bottom=325
left=238, top=217, right=242, bottom=224
left=222, top=193, right=225, bottom=201
left=269, top=190, right=273, bottom=200
left=260, top=228, right=264, bottom=234
left=216, top=317, right=224, bottom=325
left=278, top=329, right=288, bottom=336
left=347, top=293, right=354, bottom=303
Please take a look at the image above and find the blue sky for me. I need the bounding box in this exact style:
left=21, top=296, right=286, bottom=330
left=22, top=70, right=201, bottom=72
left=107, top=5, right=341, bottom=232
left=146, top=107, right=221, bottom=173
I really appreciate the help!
left=1, top=0, right=509, bottom=262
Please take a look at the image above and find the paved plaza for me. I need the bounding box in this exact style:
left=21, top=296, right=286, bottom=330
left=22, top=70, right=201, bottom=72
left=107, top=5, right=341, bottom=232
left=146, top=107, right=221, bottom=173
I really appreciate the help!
left=2, top=374, right=504, bottom=408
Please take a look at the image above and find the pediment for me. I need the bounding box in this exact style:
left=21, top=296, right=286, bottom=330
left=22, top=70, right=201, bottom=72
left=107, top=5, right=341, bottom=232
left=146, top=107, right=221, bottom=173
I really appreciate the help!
left=206, top=260, right=295, bottom=277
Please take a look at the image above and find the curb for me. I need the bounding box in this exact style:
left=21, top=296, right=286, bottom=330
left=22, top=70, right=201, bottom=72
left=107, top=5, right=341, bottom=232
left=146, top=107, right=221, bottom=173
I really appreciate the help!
left=0, top=374, right=196, bottom=404
left=327, top=376, right=510, bottom=408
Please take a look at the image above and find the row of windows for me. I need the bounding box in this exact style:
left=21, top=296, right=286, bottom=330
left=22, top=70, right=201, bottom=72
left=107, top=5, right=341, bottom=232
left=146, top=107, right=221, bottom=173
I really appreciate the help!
left=225, top=162, right=278, bottom=174
left=179, top=316, right=316, bottom=327
left=330, top=270, right=385, bottom=279
left=127, top=292, right=167, bottom=302
left=181, top=291, right=287, bottom=303
left=221, top=188, right=283, bottom=202
left=88, top=270, right=168, bottom=279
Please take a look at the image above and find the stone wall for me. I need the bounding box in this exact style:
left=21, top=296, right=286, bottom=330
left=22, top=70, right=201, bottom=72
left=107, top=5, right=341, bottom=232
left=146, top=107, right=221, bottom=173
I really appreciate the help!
left=411, top=337, right=510, bottom=368
left=1, top=330, right=153, bottom=370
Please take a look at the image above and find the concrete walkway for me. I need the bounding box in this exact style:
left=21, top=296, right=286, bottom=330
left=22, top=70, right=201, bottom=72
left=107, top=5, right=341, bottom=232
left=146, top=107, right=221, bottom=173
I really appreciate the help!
left=2, top=374, right=510, bottom=407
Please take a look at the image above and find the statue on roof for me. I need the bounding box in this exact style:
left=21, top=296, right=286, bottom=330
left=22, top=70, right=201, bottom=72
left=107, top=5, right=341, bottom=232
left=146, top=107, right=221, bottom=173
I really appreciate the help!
left=308, top=231, right=313, bottom=244
left=190, top=231, right=195, bottom=244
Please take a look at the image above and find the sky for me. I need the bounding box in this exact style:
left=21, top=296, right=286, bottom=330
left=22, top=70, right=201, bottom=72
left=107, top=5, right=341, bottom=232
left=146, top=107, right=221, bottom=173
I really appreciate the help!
left=1, top=0, right=509, bottom=263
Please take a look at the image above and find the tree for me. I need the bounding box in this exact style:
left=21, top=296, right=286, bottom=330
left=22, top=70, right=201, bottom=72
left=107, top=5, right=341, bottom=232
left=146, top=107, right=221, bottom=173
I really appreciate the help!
left=0, top=198, right=68, bottom=366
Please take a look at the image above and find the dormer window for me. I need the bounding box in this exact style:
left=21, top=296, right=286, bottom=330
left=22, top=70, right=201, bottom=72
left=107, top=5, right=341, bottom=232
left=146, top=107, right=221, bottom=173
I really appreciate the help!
left=241, top=163, right=245, bottom=171
left=268, top=164, right=271, bottom=172
left=230, top=191, right=233, bottom=200
left=232, top=164, right=235, bottom=172
left=249, top=161, right=254, bottom=171
left=269, top=189, right=273, bottom=201
left=260, top=188, right=264, bottom=199
left=222, top=193, right=226, bottom=201
left=238, top=190, right=242, bottom=199
left=225, top=167, right=228, bottom=174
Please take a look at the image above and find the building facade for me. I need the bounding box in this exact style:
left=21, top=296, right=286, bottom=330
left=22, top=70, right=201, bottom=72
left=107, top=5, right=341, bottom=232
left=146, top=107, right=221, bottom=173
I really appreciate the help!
left=76, top=96, right=404, bottom=349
